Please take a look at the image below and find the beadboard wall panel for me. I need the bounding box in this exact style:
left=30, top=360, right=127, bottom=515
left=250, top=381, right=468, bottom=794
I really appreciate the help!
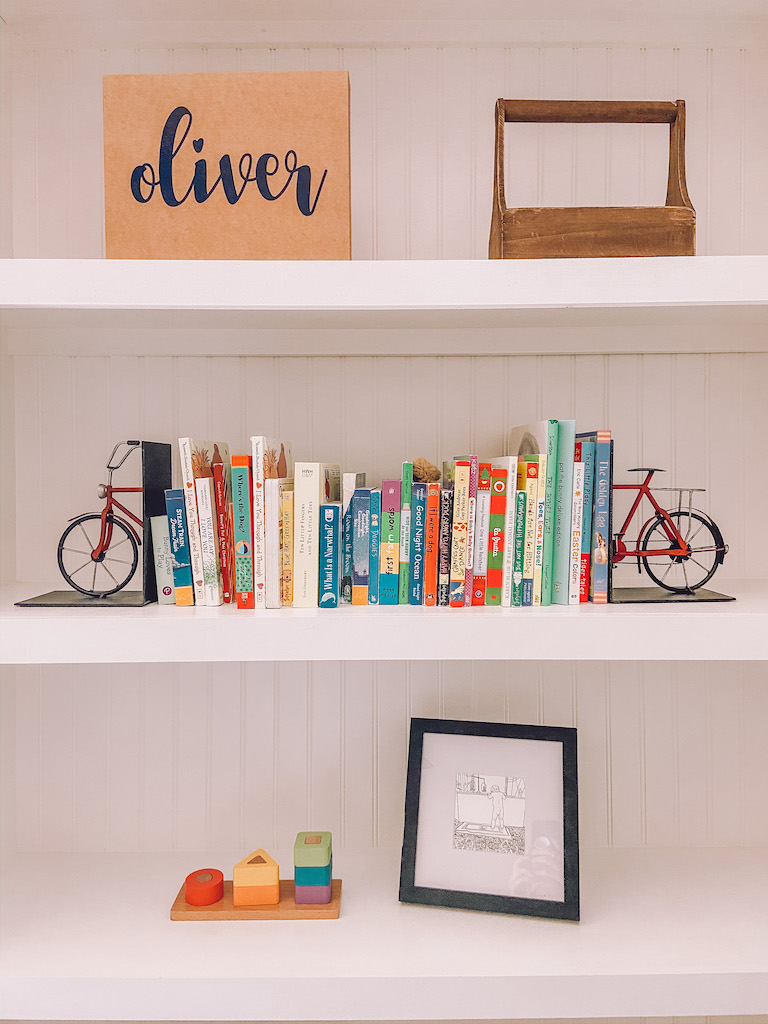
left=7, top=42, right=768, bottom=260
left=12, top=351, right=765, bottom=586
left=6, top=660, right=768, bottom=855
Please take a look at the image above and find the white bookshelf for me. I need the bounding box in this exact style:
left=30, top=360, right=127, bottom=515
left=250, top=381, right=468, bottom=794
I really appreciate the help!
left=3, top=3, right=768, bottom=1023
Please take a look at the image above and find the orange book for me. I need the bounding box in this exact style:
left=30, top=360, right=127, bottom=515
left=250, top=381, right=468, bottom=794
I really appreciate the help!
left=423, top=482, right=440, bottom=606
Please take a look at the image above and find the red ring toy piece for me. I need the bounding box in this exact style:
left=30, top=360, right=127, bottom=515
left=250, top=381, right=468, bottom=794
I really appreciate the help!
left=184, top=868, right=224, bottom=906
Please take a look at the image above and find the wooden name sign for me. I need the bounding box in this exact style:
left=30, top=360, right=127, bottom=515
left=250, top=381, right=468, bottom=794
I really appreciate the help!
left=103, top=71, right=350, bottom=260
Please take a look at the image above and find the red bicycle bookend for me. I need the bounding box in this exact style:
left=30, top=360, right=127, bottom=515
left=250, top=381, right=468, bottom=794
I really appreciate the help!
left=612, top=467, right=728, bottom=594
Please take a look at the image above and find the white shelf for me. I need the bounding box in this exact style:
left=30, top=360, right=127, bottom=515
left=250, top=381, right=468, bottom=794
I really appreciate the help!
left=1, top=845, right=766, bottom=1021
left=2, top=581, right=765, bottom=664
left=2, top=257, right=768, bottom=355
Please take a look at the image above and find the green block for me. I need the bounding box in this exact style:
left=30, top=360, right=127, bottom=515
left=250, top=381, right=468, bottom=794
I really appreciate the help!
left=294, top=831, right=332, bottom=868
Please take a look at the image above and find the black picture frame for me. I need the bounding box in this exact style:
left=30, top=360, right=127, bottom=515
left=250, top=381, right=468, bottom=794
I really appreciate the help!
left=399, top=718, right=579, bottom=921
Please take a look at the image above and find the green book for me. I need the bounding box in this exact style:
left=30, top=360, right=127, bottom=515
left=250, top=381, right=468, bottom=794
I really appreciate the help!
left=541, top=419, right=560, bottom=606
left=552, top=419, right=576, bottom=605
left=398, top=461, right=413, bottom=604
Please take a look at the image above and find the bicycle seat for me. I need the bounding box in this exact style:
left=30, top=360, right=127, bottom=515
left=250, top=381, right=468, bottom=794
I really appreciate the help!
left=626, top=467, right=665, bottom=473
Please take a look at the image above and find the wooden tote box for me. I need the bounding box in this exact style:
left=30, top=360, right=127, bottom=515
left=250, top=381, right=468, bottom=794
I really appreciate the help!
left=103, top=71, right=350, bottom=260
left=489, top=99, right=695, bottom=259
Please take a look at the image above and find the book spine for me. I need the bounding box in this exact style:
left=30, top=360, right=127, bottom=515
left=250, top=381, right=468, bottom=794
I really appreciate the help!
left=512, top=489, right=526, bottom=607
left=231, top=457, right=254, bottom=609
left=265, top=479, right=290, bottom=609
left=569, top=461, right=585, bottom=604
left=164, top=489, right=194, bottom=606
left=552, top=419, right=576, bottom=605
left=423, top=482, right=440, bottom=607
left=541, top=419, right=560, bottom=606
left=437, top=488, right=454, bottom=607
left=532, top=453, right=547, bottom=606
left=471, top=463, right=492, bottom=605
left=212, top=461, right=232, bottom=603
left=178, top=438, right=206, bottom=605
left=293, top=463, right=322, bottom=608
left=341, top=497, right=353, bottom=604
left=494, top=456, right=518, bottom=607
left=368, top=489, right=381, bottom=605
left=449, top=461, right=471, bottom=607
left=281, top=489, right=294, bottom=606
left=250, top=437, right=267, bottom=609
left=591, top=433, right=613, bottom=604
left=195, top=476, right=223, bottom=606
left=409, top=482, right=427, bottom=605
left=485, top=467, right=507, bottom=605
left=352, top=489, right=371, bottom=606
left=150, top=513, right=175, bottom=605
left=463, top=456, right=479, bottom=606
left=398, top=462, right=413, bottom=604
left=520, top=461, right=538, bottom=607
left=379, top=480, right=401, bottom=605
left=579, top=442, right=596, bottom=603
left=319, top=503, right=340, bottom=608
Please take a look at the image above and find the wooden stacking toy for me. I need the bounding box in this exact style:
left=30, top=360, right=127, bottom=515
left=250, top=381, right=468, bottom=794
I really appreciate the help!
left=293, top=831, right=332, bottom=904
left=232, top=848, right=280, bottom=906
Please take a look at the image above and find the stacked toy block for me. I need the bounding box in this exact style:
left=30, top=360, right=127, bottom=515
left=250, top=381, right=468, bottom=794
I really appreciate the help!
left=232, top=848, right=279, bottom=906
left=293, top=831, right=332, bottom=904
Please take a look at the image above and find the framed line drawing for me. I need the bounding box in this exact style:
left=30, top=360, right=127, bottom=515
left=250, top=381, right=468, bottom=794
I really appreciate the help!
left=399, top=718, right=579, bottom=921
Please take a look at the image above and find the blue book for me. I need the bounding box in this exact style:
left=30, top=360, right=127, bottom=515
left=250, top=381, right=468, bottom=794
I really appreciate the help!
left=351, top=488, right=371, bottom=605
left=319, top=503, right=341, bottom=608
left=552, top=419, right=576, bottom=605
left=409, top=482, right=427, bottom=605
left=368, top=489, right=381, bottom=605
left=164, top=488, right=194, bottom=605
left=577, top=431, right=613, bottom=604
left=578, top=440, right=596, bottom=603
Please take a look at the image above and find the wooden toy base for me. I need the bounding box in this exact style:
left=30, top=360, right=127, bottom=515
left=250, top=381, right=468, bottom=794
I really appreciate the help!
left=171, top=879, right=341, bottom=920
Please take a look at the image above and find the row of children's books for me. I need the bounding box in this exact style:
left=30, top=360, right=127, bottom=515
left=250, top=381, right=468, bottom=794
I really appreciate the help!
left=149, top=421, right=613, bottom=609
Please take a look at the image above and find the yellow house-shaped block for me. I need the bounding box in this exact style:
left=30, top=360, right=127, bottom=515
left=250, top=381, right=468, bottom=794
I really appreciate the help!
left=232, top=848, right=280, bottom=906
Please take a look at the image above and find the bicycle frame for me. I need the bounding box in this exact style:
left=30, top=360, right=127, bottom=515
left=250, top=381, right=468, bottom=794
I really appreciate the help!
left=612, top=470, right=689, bottom=565
left=77, top=441, right=144, bottom=559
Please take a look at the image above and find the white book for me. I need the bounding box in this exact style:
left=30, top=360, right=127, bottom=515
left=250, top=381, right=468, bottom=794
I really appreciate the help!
left=472, top=483, right=491, bottom=581
left=149, top=515, right=175, bottom=605
left=569, top=461, right=585, bottom=605
left=533, top=453, right=547, bottom=606
left=178, top=437, right=206, bottom=606
left=250, top=436, right=293, bottom=609
left=264, top=477, right=293, bottom=609
left=195, top=476, right=223, bottom=606
left=491, top=456, right=519, bottom=607
left=292, top=462, right=324, bottom=607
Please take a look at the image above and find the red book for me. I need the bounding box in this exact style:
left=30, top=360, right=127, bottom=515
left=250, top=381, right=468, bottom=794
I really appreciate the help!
left=212, top=459, right=233, bottom=603
left=423, top=482, right=440, bottom=606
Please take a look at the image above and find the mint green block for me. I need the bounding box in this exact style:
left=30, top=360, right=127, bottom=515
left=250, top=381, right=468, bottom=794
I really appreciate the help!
left=294, top=831, right=332, bottom=868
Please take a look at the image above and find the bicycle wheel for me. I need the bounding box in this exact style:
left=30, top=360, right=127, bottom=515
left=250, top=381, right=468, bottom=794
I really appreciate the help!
left=640, top=510, right=723, bottom=593
left=57, top=513, right=139, bottom=597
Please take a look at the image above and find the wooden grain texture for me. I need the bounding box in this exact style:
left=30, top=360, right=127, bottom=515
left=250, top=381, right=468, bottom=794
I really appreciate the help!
left=490, top=98, right=695, bottom=259
left=170, top=878, right=342, bottom=920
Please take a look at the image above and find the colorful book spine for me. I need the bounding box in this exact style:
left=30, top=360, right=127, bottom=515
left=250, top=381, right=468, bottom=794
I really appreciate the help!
left=518, top=460, right=538, bottom=607
left=579, top=441, right=596, bottom=603
left=319, top=503, right=341, bottom=608
left=150, top=513, right=175, bottom=605
left=449, top=461, right=471, bottom=607
left=459, top=456, right=479, bottom=606
left=512, top=489, right=526, bottom=607
left=485, top=466, right=508, bottom=605
left=552, top=419, right=576, bottom=605
left=471, top=463, right=492, bottom=605
left=352, top=488, right=371, bottom=606
left=165, top=489, right=194, bottom=607
left=341, top=472, right=365, bottom=604
left=293, top=462, right=323, bottom=608
left=368, top=489, right=381, bottom=605
left=251, top=436, right=293, bottom=609
left=423, top=482, right=440, bottom=607
left=587, top=431, right=613, bottom=604
left=533, top=453, right=547, bottom=606
left=265, top=478, right=292, bottom=609
left=409, top=482, right=427, bottom=605
left=569, top=461, right=585, bottom=605
left=212, top=459, right=233, bottom=603
left=379, top=480, right=401, bottom=605
left=437, top=487, right=454, bottom=607
left=491, top=456, right=518, bottom=607
left=541, top=419, right=560, bottom=606
left=178, top=438, right=206, bottom=605
left=281, top=489, right=294, bottom=606
left=231, top=456, right=254, bottom=609
left=195, top=475, right=223, bottom=606
left=398, top=462, right=413, bottom=604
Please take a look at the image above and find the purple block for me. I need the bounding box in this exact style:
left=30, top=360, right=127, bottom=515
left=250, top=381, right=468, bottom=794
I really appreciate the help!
left=294, top=882, right=332, bottom=905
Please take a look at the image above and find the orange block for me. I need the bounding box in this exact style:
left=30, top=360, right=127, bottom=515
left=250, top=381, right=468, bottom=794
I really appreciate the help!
left=232, top=882, right=280, bottom=906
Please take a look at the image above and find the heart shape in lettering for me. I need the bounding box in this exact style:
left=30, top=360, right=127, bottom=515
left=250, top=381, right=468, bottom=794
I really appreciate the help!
left=192, top=138, right=204, bottom=153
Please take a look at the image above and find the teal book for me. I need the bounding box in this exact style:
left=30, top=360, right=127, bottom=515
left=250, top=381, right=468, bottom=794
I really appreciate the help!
left=551, top=419, right=576, bottom=606
left=319, top=503, right=341, bottom=608
left=351, top=488, right=371, bottom=605
left=398, top=461, right=413, bottom=604
left=369, top=489, right=381, bottom=605
left=379, top=480, right=401, bottom=605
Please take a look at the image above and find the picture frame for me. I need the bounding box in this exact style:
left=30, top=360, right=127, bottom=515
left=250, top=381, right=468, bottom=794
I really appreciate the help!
left=399, top=718, right=579, bottom=921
